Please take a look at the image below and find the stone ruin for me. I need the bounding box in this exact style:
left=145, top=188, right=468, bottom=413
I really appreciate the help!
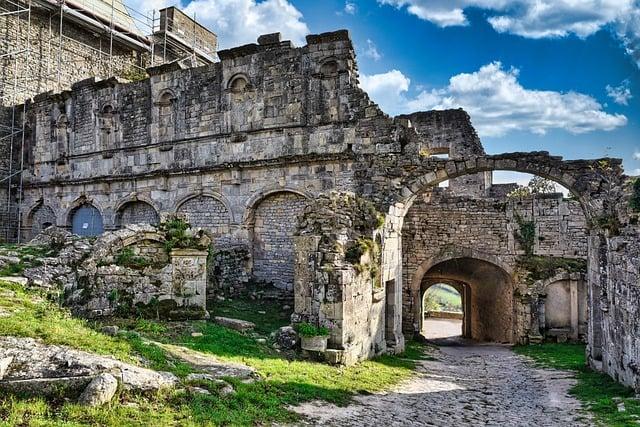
left=0, top=29, right=638, bottom=392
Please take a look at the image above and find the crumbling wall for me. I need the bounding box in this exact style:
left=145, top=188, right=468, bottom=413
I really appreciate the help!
left=21, top=225, right=210, bottom=319
left=401, top=188, right=589, bottom=340
left=293, top=192, right=386, bottom=364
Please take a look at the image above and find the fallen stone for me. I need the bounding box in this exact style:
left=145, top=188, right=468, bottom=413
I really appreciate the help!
left=188, top=386, right=211, bottom=395
left=0, top=276, right=28, bottom=286
left=78, top=373, right=118, bottom=406
left=157, top=342, right=257, bottom=380
left=101, top=325, right=119, bottom=336
left=191, top=332, right=203, bottom=337
left=0, top=376, right=95, bottom=398
left=0, top=336, right=178, bottom=392
left=0, top=356, right=13, bottom=379
left=256, top=338, right=267, bottom=344
left=274, top=326, right=298, bottom=350
left=213, top=316, right=255, bottom=332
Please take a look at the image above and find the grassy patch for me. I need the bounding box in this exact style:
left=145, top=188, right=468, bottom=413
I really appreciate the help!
left=0, top=284, right=423, bottom=426
left=514, top=343, right=640, bottom=426
left=0, top=280, right=135, bottom=362
left=210, top=297, right=292, bottom=335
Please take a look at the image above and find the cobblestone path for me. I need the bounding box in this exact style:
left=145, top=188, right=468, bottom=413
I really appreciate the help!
left=291, top=342, right=591, bottom=426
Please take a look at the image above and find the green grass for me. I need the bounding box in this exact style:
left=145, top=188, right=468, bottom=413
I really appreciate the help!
left=0, top=283, right=425, bottom=426
left=514, top=343, right=640, bottom=426
left=209, top=297, right=292, bottom=335
left=0, top=280, right=135, bottom=362
left=424, top=283, right=462, bottom=313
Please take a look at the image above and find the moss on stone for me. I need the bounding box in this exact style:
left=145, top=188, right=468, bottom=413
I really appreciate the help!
left=517, top=256, right=587, bottom=285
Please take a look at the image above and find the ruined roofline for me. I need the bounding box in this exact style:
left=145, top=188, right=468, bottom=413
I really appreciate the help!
left=16, top=29, right=356, bottom=106
left=217, top=29, right=352, bottom=60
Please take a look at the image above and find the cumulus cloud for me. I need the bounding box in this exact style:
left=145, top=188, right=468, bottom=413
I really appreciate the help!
left=633, top=150, right=640, bottom=160
left=607, top=80, right=633, bottom=105
left=125, top=0, right=309, bottom=49
left=632, top=168, right=640, bottom=175
left=363, top=39, right=382, bottom=61
left=359, top=69, right=411, bottom=113
left=378, top=0, right=640, bottom=67
left=344, top=1, right=357, bottom=15
left=360, top=62, right=627, bottom=137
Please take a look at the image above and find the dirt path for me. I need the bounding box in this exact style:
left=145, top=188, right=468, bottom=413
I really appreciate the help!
left=290, top=341, right=591, bottom=426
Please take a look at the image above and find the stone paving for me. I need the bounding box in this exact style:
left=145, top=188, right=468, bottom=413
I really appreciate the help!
left=291, top=341, right=591, bottom=426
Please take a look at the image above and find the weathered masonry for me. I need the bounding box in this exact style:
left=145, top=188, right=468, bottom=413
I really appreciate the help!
left=1, top=29, right=639, bottom=393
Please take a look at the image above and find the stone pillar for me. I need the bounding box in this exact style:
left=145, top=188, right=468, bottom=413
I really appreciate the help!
left=292, top=235, right=321, bottom=323
left=170, top=248, right=208, bottom=311
left=570, top=278, right=579, bottom=340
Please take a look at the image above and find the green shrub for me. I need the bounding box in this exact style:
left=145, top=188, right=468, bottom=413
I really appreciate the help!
left=295, top=322, right=330, bottom=337
left=114, top=247, right=151, bottom=269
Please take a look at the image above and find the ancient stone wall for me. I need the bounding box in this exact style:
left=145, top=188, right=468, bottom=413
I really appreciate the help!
left=401, top=188, right=589, bottom=340
left=0, top=5, right=144, bottom=106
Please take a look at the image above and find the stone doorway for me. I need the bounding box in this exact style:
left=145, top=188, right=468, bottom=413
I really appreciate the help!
left=414, top=256, right=514, bottom=344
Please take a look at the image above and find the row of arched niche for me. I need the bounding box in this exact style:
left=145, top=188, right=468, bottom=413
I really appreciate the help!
left=26, top=190, right=310, bottom=291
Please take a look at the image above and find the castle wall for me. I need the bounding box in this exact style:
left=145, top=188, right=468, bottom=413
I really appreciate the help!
left=401, top=189, right=589, bottom=340
left=0, top=3, right=144, bottom=106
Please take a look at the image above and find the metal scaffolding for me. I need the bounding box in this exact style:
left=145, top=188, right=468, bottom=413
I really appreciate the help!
left=0, top=0, right=216, bottom=242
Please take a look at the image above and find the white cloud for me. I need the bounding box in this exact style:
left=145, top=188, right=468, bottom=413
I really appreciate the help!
left=378, top=0, right=640, bottom=66
left=632, top=168, right=640, bottom=175
left=360, top=62, right=627, bottom=137
left=184, top=0, right=309, bottom=48
left=344, top=1, right=357, bottom=15
left=633, top=150, right=640, bottom=160
left=363, top=39, right=382, bottom=61
left=359, top=69, right=411, bottom=113
left=607, top=80, right=633, bottom=105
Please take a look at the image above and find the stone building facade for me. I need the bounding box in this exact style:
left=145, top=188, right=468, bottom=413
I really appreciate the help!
left=1, top=28, right=638, bottom=392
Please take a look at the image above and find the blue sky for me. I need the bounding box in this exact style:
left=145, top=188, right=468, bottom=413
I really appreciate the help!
left=127, top=0, right=640, bottom=178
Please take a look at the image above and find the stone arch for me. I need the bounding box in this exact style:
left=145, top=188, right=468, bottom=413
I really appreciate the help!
left=393, top=153, right=616, bottom=222
left=115, top=199, right=160, bottom=228
left=319, top=57, right=340, bottom=77
left=537, top=272, right=587, bottom=340
left=420, top=279, right=467, bottom=338
left=417, top=256, right=515, bottom=343
left=246, top=189, right=310, bottom=291
left=227, top=73, right=251, bottom=93
left=175, top=193, right=231, bottom=240
left=67, top=200, right=104, bottom=237
left=26, top=202, right=57, bottom=238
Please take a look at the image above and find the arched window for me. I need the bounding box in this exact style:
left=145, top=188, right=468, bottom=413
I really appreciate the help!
left=320, top=60, right=339, bottom=77
left=70, top=203, right=104, bottom=236
left=229, top=75, right=249, bottom=93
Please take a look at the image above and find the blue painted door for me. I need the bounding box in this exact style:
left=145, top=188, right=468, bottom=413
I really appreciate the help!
left=71, top=205, right=104, bottom=236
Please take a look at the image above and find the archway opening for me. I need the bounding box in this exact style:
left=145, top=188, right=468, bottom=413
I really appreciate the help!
left=69, top=204, right=104, bottom=237
left=421, top=257, right=513, bottom=343
left=422, top=282, right=464, bottom=341
left=396, top=166, right=593, bottom=349
left=115, top=201, right=159, bottom=229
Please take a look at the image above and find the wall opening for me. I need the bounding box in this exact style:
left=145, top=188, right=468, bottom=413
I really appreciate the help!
left=69, top=204, right=104, bottom=236
left=116, top=201, right=159, bottom=228
left=422, top=282, right=464, bottom=341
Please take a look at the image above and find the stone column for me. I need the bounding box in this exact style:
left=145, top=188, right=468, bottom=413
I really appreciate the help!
left=570, top=278, right=579, bottom=340
left=170, top=248, right=208, bottom=313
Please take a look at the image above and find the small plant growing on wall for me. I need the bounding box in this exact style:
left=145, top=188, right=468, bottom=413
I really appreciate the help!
left=114, top=247, right=152, bottom=269
left=513, top=212, right=536, bottom=257
left=159, top=216, right=212, bottom=253
left=295, top=322, right=330, bottom=337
